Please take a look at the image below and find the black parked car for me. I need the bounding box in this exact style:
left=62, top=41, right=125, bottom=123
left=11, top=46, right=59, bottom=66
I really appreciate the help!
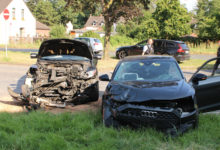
left=116, top=39, right=190, bottom=62
left=99, top=56, right=220, bottom=134
left=8, top=39, right=100, bottom=108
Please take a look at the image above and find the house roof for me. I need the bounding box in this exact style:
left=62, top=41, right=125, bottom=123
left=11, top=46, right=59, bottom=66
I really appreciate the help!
left=0, top=0, right=13, bottom=14
left=84, top=15, right=104, bottom=28
left=36, top=21, right=50, bottom=30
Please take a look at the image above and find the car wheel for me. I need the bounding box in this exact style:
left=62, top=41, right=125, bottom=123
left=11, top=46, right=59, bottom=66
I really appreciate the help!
left=193, top=111, right=199, bottom=129
left=89, top=83, right=99, bottom=101
left=118, top=50, right=127, bottom=59
left=102, top=103, right=120, bottom=128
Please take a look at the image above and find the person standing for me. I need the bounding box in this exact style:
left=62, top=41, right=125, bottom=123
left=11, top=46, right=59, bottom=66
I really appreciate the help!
left=212, top=40, right=220, bottom=76
left=142, top=39, right=154, bottom=55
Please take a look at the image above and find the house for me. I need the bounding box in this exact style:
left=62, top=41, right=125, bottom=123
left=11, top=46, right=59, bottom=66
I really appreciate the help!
left=72, top=15, right=125, bottom=38
left=36, top=21, right=50, bottom=37
left=0, top=0, right=36, bottom=44
left=83, top=15, right=105, bottom=31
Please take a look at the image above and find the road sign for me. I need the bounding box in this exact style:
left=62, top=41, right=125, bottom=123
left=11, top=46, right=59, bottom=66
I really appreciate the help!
left=3, top=9, right=9, bottom=20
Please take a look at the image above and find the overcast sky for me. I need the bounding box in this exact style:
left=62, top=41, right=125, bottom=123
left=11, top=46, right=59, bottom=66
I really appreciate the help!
left=180, top=0, right=198, bottom=11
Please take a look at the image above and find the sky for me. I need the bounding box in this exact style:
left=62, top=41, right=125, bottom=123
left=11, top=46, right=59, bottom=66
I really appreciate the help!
left=180, top=0, right=198, bottom=11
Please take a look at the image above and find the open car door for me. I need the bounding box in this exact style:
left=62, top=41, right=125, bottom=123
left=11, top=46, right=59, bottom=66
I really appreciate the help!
left=189, top=57, right=220, bottom=112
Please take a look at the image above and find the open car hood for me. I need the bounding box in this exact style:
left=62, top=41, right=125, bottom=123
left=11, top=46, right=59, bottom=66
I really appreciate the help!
left=37, top=39, right=93, bottom=60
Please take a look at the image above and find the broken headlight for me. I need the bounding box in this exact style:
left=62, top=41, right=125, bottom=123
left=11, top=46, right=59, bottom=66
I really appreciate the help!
left=86, top=68, right=97, bottom=78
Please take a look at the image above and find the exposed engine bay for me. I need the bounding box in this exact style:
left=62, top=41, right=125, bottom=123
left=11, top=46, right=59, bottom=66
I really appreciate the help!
left=8, top=39, right=99, bottom=108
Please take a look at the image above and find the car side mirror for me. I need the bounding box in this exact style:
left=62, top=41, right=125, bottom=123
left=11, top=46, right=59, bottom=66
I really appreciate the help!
left=99, top=74, right=110, bottom=81
left=192, top=73, right=207, bottom=85
left=30, top=53, right=38, bottom=59
left=93, top=54, right=102, bottom=60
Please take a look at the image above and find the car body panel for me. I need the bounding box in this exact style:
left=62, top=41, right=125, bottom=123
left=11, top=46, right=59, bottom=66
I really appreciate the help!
left=101, top=56, right=198, bottom=134
left=116, top=39, right=190, bottom=61
left=8, top=39, right=99, bottom=108
left=74, top=37, right=103, bottom=56
left=189, top=57, right=220, bottom=112
left=107, top=80, right=194, bottom=103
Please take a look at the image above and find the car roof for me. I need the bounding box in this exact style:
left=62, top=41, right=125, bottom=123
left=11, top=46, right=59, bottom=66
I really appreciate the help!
left=154, top=39, right=185, bottom=43
left=75, top=37, right=97, bottom=40
left=121, top=55, right=176, bottom=62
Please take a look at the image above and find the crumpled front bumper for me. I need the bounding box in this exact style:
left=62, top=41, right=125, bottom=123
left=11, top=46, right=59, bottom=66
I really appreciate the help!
left=104, top=101, right=197, bottom=130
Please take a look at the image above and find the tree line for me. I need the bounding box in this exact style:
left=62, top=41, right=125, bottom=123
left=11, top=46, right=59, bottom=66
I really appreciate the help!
left=26, top=0, right=220, bottom=58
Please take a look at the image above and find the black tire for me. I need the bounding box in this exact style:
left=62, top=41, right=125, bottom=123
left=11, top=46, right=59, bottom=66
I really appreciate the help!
left=89, top=83, right=99, bottom=101
left=118, top=50, right=127, bottom=59
left=193, top=111, right=199, bottom=129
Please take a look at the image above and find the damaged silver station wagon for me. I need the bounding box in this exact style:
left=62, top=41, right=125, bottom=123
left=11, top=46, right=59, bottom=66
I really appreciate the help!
left=8, top=39, right=100, bottom=108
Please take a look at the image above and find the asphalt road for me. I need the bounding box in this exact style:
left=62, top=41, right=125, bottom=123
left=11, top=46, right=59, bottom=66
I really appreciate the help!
left=0, top=63, right=219, bottom=114
left=0, top=64, right=109, bottom=98
left=0, top=64, right=193, bottom=98
left=0, top=64, right=29, bottom=97
left=0, top=52, right=216, bottom=97
left=0, top=48, right=38, bottom=53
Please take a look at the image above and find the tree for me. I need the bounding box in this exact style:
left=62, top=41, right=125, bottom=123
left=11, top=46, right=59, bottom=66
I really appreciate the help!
left=81, top=31, right=100, bottom=39
left=26, top=0, right=93, bottom=28
left=35, top=0, right=60, bottom=26
left=100, top=0, right=150, bottom=59
left=26, top=0, right=40, bottom=13
left=196, top=0, right=220, bottom=40
left=50, top=24, right=67, bottom=38
left=153, top=0, right=191, bottom=39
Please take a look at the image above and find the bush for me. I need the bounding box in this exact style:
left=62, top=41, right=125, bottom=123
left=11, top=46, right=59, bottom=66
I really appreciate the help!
left=50, top=24, right=67, bottom=39
left=110, top=35, right=138, bottom=47
left=81, top=31, right=100, bottom=39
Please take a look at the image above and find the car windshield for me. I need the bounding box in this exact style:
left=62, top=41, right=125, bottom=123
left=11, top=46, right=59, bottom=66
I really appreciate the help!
left=113, top=60, right=183, bottom=82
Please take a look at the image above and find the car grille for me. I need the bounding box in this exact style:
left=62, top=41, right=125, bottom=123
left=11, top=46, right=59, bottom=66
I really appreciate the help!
left=120, top=108, right=180, bottom=125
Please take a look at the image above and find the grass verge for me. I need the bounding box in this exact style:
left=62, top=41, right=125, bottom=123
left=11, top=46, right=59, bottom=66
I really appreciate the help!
left=179, top=59, right=207, bottom=70
left=0, top=51, right=36, bottom=65
left=0, top=111, right=219, bottom=150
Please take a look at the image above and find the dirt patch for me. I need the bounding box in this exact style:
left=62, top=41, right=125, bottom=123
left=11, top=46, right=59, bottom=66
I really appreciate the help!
left=0, top=96, right=27, bottom=113
left=45, top=99, right=101, bottom=114
left=0, top=96, right=101, bottom=114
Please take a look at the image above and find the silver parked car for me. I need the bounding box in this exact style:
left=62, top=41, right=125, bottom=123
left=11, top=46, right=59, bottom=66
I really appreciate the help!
left=75, top=37, right=103, bottom=57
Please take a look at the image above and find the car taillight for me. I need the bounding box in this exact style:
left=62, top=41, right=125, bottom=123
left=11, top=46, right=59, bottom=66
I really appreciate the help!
left=177, top=44, right=185, bottom=53
left=94, top=43, right=99, bottom=46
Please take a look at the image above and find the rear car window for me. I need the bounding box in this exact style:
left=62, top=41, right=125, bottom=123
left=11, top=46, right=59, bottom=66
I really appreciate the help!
left=137, top=41, right=147, bottom=47
left=166, top=42, right=176, bottom=47
left=180, top=43, right=189, bottom=50
left=154, top=40, right=163, bottom=47
left=94, top=39, right=101, bottom=43
left=79, top=38, right=90, bottom=42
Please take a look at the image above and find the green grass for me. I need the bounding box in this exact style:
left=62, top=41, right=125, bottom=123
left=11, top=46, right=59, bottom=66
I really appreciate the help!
left=188, top=42, right=218, bottom=55
left=0, top=111, right=219, bottom=150
left=179, top=59, right=207, bottom=69
left=0, top=51, right=36, bottom=65
left=0, top=42, right=41, bottom=49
